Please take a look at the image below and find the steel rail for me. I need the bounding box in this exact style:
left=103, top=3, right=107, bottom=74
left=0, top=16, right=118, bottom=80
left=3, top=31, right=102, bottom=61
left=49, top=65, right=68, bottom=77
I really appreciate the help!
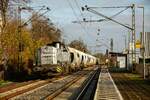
left=75, top=68, right=100, bottom=100
left=0, top=78, right=59, bottom=99
left=45, top=67, right=98, bottom=100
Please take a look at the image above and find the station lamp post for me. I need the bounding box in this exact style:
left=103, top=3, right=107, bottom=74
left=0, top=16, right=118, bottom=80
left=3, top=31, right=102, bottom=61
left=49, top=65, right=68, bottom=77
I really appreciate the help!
left=138, top=5, right=145, bottom=79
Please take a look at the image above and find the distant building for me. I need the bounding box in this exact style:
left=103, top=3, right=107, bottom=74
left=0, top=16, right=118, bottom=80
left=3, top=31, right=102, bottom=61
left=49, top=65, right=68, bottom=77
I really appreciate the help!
left=109, top=52, right=127, bottom=69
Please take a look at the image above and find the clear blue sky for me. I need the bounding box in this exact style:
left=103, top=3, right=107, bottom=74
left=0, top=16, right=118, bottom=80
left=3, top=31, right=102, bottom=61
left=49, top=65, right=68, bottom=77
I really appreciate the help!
left=29, top=0, right=150, bottom=53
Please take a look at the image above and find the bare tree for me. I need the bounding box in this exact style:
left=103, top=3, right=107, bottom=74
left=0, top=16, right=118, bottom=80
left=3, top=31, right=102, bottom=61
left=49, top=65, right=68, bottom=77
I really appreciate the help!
left=69, top=39, right=89, bottom=53
left=0, top=0, right=31, bottom=32
left=0, top=0, right=31, bottom=72
left=31, top=13, right=61, bottom=44
left=0, top=0, right=9, bottom=32
left=93, top=53, right=106, bottom=64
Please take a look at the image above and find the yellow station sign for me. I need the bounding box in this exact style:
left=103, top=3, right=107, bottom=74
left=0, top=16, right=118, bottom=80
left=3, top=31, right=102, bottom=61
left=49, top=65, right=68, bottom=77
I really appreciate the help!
left=136, top=40, right=141, bottom=48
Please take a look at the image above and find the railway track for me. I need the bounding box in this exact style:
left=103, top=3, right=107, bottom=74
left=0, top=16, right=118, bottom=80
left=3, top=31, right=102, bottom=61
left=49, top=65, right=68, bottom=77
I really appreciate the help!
left=111, top=73, right=150, bottom=100
left=0, top=80, right=38, bottom=93
left=0, top=77, right=61, bottom=100
left=0, top=66, right=97, bottom=100
left=75, top=67, right=100, bottom=100
left=52, top=66, right=100, bottom=100
left=42, top=66, right=99, bottom=100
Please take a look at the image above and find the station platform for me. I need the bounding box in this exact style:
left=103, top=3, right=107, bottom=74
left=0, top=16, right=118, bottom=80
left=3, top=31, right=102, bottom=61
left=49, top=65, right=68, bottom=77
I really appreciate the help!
left=94, top=68, right=123, bottom=100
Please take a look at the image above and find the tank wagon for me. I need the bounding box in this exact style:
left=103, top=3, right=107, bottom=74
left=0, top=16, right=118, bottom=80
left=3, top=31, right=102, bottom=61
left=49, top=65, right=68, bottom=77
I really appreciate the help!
left=33, top=42, right=97, bottom=76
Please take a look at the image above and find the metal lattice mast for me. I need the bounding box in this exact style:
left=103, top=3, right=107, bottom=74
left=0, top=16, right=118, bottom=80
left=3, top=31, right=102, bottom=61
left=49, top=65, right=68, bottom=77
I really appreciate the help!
left=131, top=4, right=136, bottom=64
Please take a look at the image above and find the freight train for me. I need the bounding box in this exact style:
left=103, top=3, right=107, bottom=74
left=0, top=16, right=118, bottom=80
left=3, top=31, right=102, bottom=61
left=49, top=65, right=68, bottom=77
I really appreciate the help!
left=33, top=42, right=98, bottom=76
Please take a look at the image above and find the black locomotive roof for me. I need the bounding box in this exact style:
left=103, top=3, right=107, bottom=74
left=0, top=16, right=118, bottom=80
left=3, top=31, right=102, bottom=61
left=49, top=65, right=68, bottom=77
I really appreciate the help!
left=46, top=41, right=66, bottom=47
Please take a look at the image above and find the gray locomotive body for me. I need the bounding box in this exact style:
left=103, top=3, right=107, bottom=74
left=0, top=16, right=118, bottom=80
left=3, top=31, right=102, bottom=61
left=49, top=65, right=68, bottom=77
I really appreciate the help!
left=33, top=42, right=97, bottom=76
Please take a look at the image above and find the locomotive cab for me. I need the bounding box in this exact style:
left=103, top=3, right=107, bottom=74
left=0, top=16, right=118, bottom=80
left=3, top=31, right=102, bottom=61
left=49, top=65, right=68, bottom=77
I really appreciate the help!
left=33, top=42, right=70, bottom=76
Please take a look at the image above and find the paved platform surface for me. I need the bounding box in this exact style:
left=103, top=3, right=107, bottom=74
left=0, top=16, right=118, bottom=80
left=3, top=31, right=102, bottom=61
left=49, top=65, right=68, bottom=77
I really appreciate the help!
left=94, top=67, right=123, bottom=100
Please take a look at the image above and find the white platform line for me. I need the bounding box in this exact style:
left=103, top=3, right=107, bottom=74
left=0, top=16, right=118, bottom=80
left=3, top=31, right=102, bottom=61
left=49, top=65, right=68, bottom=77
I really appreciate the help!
left=108, top=72, right=124, bottom=100
left=94, top=68, right=124, bottom=100
left=94, top=68, right=102, bottom=100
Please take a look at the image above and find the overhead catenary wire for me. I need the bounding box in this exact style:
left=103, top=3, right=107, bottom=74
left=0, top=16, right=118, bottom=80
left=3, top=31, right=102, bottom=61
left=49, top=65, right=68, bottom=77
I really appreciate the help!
left=65, top=0, right=95, bottom=41
left=88, top=6, right=132, bottom=9
left=73, top=7, right=130, bottom=23
left=74, top=0, right=84, bottom=19
left=73, top=0, right=92, bottom=37
left=66, top=0, right=87, bottom=32
left=21, top=6, right=50, bottom=27
left=107, top=7, right=130, bottom=20
left=13, top=6, right=50, bottom=41
left=23, top=9, right=50, bottom=27
left=84, top=6, right=133, bottom=30
left=97, top=7, right=130, bottom=22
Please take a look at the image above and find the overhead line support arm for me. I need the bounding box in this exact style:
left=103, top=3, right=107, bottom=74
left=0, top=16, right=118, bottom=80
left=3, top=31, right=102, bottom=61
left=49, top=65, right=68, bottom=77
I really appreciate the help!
left=82, top=5, right=133, bottom=30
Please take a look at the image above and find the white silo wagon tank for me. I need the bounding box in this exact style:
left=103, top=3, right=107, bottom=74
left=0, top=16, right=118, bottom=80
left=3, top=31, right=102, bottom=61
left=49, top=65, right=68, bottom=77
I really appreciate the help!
left=68, top=47, right=81, bottom=71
